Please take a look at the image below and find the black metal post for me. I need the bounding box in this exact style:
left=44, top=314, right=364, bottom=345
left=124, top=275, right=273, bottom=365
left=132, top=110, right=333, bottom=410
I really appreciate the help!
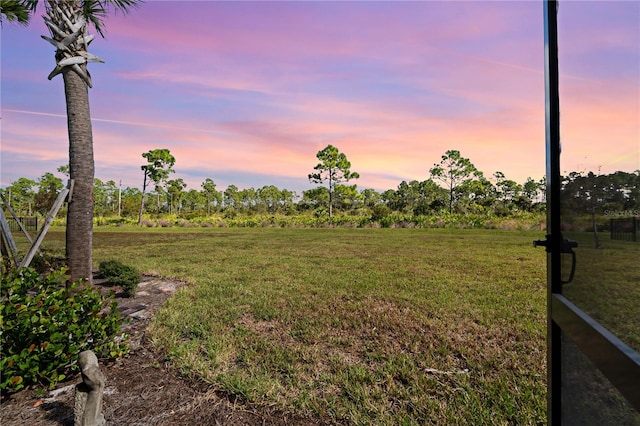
left=611, top=218, right=614, bottom=240
left=544, top=0, right=562, bottom=423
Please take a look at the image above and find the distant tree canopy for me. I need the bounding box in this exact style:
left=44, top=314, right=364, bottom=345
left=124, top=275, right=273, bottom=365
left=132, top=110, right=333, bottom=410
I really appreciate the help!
left=3, top=148, right=637, bottom=223
left=308, top=144, right=359, bottom=218
left=561, top=170, right=640, bottom=215
left=34, top=172, right=64, bottom=216
left=138, top=149, right=175, bottom=225
left=201, top=178, right=221, bottom=215
left=430, top=149, right=482, bottom=214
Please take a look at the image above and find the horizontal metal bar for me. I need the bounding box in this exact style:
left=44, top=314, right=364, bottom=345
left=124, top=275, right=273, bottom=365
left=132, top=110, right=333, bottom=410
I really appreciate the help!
left=552, top=294, right=640, bottom=412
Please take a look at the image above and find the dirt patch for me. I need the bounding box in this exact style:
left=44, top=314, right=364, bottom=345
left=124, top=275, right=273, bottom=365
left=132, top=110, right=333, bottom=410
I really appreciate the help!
left=0, top=276, right=322, bottom=425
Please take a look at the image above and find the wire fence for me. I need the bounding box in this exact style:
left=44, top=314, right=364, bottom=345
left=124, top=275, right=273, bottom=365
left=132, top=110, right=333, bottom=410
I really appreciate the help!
left=6, top=216, right=38, bottom=233
left=610, top=217, right=638, bottom=242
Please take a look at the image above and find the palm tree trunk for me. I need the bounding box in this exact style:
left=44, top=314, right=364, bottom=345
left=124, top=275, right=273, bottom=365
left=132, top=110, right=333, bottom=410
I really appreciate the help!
left=63, top=67, right=94, bottom=285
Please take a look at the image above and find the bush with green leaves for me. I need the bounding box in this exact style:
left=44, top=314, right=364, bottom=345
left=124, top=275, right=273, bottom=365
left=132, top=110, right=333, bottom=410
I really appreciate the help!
left=99, top=260, right=141, bottom=297
left=0, top=267, right=128, bottom=393
left=370, top=204, right=391, bottom=222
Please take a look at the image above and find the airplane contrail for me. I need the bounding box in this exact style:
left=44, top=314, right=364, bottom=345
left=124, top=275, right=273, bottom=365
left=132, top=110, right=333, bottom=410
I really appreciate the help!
left=600, top=149, right=640, bottom=168
left=424, top=44, right=601, bottom=84
left=1, top=108, right=221, bottom=134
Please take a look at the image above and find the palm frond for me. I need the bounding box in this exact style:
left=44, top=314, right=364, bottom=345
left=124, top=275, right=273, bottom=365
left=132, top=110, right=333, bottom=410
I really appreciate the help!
left=82, top=0, right=141, bottom=37
left=0, top=0, right=37, bottom=25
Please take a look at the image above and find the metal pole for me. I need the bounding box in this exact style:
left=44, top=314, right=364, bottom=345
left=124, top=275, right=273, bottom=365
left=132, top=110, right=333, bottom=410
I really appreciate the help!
left=544, top=0, right=562, bottom=423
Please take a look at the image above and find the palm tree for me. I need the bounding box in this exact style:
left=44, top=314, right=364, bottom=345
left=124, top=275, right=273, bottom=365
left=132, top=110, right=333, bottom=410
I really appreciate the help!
left=6, top=0, right=140, bottom=284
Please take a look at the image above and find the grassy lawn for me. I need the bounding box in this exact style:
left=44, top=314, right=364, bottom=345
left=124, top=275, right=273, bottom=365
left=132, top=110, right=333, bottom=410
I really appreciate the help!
left=36, top=228, right=548, bottom=425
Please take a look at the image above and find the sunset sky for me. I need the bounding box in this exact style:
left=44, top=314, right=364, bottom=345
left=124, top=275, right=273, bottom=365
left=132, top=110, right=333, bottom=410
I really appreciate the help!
left=1, top=1, right=638, bottom=194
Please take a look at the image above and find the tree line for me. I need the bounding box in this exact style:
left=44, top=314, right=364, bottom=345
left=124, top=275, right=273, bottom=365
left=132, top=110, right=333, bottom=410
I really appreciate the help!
left=4, top=147, right=638, bottom=221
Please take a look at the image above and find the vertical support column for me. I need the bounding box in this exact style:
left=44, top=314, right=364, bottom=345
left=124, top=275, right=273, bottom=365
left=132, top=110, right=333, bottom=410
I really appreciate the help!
left=610, top=218, right=614, bottom=240
left=544, top=0, right=562, bottom=424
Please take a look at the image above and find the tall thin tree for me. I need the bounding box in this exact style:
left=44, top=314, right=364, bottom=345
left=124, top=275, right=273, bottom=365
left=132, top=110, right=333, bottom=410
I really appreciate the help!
left=308, top=145, right=359, bottom=218
left=201, top=178, right=219, bottom=216
left=138, top=149, right=176, bottom=226
left=8, top=0, right=140, bottom=285
left=429, top=149, right=481, bottom=214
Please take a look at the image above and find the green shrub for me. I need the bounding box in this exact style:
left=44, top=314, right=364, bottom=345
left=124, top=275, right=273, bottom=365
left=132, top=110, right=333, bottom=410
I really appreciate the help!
left=370, top=204, right=391, bottom=222
left=0, top=267, right=128, bottom=393
left=99, top=260, right=141, bottom=297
